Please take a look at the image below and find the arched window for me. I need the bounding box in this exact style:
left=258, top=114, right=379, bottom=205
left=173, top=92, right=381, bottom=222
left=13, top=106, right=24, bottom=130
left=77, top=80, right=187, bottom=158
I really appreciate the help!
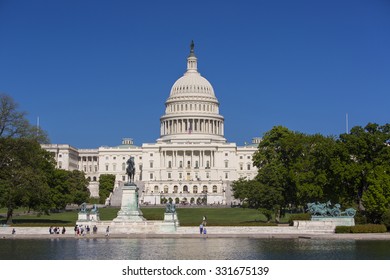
left=173, top=185, right=178, bottom=193
left=183, top=185, right=188, bottom=193
left=203, top=185, right=208, bottom=193
left=154, top=185, right=159, bottom=192
left=193, top=185, right=198, bottom=193
left=213, top=185, right=218, bottom=193
left=93, top=176, right=97, bottom=181
left=164, top=186, right=168, bottom=193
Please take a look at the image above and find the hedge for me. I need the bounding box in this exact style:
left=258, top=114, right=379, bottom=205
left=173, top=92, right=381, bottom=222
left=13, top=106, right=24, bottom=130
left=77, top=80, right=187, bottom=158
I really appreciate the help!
left=335, top=224, right=387, bottom=233
left=288, top=213, right=311, bottom=226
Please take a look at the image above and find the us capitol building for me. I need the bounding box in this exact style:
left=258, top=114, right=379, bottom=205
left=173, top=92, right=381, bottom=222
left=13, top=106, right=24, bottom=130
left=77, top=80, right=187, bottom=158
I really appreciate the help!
left=42, top=42, right=260, bottom=205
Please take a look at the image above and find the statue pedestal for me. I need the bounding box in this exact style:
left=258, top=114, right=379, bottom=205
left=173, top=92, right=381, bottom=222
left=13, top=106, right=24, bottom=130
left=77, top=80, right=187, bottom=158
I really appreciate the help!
left=160, top=212, right=179, bottom=232
left=77, top=212, right=89, bottom=222
left=113, top=183, right=145, bottom=222
left=89, top=213, right=100, bottom=222
left=311, top=217, right=355, bottom=226
left=164, top=212, right=179, bottom=224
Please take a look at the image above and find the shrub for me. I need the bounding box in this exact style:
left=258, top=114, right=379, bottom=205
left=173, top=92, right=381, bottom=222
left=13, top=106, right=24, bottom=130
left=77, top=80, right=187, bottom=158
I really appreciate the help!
left=336, top=224, right=387, bottom=233
left=288, top=213, right=311, bottom=226
left=335, top=226, right=352, bottom=233
left=381, top=209, right=390, bottom=231
left=350, top=224, right=387, bottom=233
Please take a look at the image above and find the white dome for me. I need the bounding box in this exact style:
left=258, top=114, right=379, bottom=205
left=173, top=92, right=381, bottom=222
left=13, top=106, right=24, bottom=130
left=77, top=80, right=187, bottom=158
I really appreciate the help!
left=169, top=72, right=215, bottom=98
left=159, top=42, right=226, bottom=144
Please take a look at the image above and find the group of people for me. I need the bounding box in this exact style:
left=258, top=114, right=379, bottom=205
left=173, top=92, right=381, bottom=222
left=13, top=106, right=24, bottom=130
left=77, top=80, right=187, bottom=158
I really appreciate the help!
left=74, top=224, right=98, bottom=236
left=199, top=215, right=207, bottom=236
left=49, top=226, right=66, bottom=235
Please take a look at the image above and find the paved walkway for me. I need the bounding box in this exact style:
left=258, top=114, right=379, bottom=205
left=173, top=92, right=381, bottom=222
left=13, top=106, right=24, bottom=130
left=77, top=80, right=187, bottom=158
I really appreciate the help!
left=1, top=226, right=390, bottom=240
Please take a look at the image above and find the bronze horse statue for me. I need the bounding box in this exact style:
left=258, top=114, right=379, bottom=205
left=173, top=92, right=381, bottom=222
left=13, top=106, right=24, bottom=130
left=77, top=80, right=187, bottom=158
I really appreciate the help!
left=126, top=157, right=135, bottom=183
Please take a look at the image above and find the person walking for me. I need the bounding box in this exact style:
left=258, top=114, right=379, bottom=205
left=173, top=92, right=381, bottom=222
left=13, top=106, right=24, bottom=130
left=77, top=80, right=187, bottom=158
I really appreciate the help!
left=199, top=223, right=204, bottom=234
left=203, top=227, right=207, bottom=238
left=105, top=226, right=110, bottom=237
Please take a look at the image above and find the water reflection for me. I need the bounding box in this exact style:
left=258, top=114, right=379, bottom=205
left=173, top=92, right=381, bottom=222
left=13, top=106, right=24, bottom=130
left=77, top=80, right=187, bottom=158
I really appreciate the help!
left=1, top=238, right=390, bottom=260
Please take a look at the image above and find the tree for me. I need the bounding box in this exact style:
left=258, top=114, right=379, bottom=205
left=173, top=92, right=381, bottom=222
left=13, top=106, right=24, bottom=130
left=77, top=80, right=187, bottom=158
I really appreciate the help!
left=232, top=178, right=284, bottom=222
left=98, top=174, right=116, bottom=204
left=48, top=169, right=90, bottom=209
left=339, top=123, right=390, bottom=213
left=0, top=93, right=49, bottom=143
left=0, top=138, right=55, bottom=223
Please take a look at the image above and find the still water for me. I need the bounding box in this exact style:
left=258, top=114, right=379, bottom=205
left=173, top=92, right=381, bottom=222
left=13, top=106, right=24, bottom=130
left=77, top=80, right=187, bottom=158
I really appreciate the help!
left=1, top=238, right=390, bottom=260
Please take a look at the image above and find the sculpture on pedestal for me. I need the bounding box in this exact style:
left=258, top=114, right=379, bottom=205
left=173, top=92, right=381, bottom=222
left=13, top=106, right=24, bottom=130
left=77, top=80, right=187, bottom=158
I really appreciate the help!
left=126, top=156, right=135, bottom=184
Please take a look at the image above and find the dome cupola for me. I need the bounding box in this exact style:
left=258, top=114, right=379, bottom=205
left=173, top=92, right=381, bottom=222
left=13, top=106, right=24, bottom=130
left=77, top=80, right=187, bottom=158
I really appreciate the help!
left=158, top=42, right=226, bottom=144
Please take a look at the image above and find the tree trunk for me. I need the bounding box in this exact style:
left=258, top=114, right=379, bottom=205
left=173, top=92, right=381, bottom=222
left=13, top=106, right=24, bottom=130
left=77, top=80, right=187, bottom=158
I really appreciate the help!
left=6, top=207, right=13, bottom=225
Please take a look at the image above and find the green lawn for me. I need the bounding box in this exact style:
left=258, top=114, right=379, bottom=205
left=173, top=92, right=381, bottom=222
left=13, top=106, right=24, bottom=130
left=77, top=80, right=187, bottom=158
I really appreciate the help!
left=1, top=207, right=290, bottom=226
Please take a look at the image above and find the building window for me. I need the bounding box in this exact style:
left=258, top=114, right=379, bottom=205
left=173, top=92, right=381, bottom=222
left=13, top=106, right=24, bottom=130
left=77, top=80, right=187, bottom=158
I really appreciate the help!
left=89, top=166, right=92, bottom=172
left=195, top=161, right=199, bottom=168
left=206, top=160, right=210, bottom=168
left=164, top=186, right=168, bottom=193
left=113, top=157, right=116, bottom=160
left=84, top=166, right=87, bottom=172
left=179, top=161, right=183, bottom=168
left=187, top=161, right=191, bottom=168
left=168, top=161, right=172, bottom=168
left=225, top=161, right=228, bottom=168
left=154, top=185, right=159, bottom=192
left=173, top=185, right=178, bottom=193
left=247, top=156, right=251, bottom=159
left=206, top=173, right=209, bottom=179
left=95, top=166, right=98, bottom=172
left=193, top=185, right=198, bottom=193
left=168, top=173, right=171, bottom=179
left=203, top=185, right=208, bottom=193
left=150, top=153, right=153, bottom=157
left=150, top=173, right=153, bottom=179
left=225, top=153, right=228, bottom=156
left=213, top=185, right=218, bottom=193
left=105, top=164, right=109, bottom=171
left=240, top=164, right=243, bottom=170
left=93, top=176, right=97, bottom=181
left=247, top=164, right=251, bottom=170
left=179, top=173, right=182, bottom=179
left=183, top=185, right=188, bottom=193
left=150, top=162, right=153, bottom=168
left=225, top=173, right=228, bottom=179
left=122, top=176, right=125, bottom=181
left=240, top=156, right=243, bottom=159
left=113, top=164, right=116, bottom=171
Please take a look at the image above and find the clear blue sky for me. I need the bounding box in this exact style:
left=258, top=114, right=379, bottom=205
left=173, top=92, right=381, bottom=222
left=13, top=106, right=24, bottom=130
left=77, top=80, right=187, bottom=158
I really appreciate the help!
left=1, top=0, right=389, bottom=148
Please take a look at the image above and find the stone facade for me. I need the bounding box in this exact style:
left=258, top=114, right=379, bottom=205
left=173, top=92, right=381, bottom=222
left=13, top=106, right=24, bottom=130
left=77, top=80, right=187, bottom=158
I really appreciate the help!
left=42, top=43, right=259, bottom=205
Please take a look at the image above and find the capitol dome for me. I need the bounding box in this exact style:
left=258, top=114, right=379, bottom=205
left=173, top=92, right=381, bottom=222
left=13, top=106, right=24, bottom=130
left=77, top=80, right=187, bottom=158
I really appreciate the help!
left=159, top=41, right=226, bottom=143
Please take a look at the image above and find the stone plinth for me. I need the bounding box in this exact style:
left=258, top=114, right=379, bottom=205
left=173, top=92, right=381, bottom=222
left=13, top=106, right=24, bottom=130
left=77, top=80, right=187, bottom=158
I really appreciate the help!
left=77, top=212, right=89, bottom=222
left=113, top=183, right=145, bottom=222
left=161, top=212, right=179, bottom=233
left=89, top=213, right=100, bottom=222
left=311, top=217, right=355, bottom=226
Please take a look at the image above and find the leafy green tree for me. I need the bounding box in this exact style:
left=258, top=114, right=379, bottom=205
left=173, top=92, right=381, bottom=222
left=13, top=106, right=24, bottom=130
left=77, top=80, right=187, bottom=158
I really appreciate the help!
left=98, top=174, right=116, bottom=204
left=232, top=178, right=284, bottom=222
left=48, top=169, right=90, bottom=209
left=0, top=138, right=55, bottom=223
left=361, top=166, right=390, bottom=223
left=339, top=123, right=390, bottom=214
left=0, top=93, right=49, bottom=143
